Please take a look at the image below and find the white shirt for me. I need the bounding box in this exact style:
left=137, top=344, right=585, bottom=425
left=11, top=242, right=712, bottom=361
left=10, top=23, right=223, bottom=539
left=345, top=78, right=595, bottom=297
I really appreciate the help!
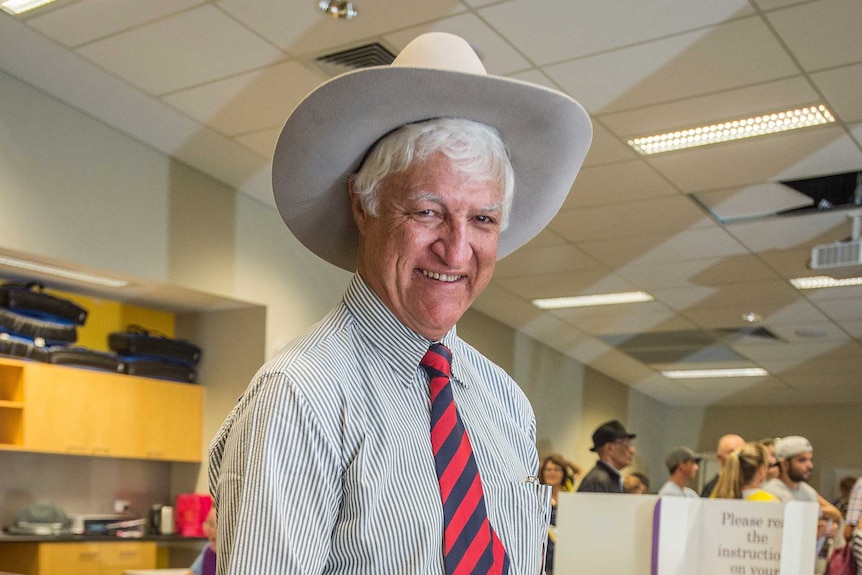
left=209, top=275, right=551, bottom=575
left=658, top=480, right=699, bottom=497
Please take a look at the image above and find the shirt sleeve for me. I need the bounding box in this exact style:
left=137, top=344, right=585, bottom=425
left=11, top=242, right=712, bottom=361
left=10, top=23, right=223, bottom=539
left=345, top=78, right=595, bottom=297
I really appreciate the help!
left=212, top=372, right=343, bottom=575
left=847, top=479, right=862, bottom=527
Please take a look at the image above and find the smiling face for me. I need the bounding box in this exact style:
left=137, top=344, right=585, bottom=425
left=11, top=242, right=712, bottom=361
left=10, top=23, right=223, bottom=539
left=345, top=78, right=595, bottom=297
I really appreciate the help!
left=351, top=152, right=503, bottom=340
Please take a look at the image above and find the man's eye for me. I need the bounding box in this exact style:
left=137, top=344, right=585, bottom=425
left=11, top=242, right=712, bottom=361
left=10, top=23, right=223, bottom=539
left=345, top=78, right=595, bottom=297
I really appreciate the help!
left=475, top=215, right=497, bottom=225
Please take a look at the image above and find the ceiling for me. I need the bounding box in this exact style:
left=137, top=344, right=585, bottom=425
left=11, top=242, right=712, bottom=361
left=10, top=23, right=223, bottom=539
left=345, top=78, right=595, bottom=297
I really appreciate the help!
left=1, top=0, right=860, bottom=408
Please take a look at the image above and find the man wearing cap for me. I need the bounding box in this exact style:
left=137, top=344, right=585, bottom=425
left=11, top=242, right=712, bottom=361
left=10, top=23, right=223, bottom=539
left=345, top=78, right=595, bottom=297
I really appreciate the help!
left=208, top=32, right=591, bottom=575
left=657, top=447, right=702, bottom=497
left=577, top=420, right=637, bottom=493
left=763, top=435, right=842, bottom=569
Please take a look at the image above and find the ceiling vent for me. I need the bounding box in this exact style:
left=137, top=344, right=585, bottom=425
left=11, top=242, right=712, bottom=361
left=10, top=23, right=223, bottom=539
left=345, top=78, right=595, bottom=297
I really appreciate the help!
left=314, top=42, right=395, bottom=77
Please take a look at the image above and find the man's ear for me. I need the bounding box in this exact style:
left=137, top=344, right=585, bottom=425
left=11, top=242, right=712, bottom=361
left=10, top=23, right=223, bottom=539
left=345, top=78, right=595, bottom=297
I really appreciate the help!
left=348, top=176, right=367, bottom=233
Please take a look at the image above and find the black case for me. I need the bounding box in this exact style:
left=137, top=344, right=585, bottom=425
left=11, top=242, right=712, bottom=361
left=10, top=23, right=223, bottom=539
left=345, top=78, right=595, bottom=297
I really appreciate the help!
left=0, top=332, right=49, bottom=362
left=0, top=307, right=77, bottom=344
left=0, top=282, right=88, bottom=326
left=122, top=358, right=197, bottom=384
left=108, top=326, right=201, bottom=365
left=45, top=347, right=125, bottom=373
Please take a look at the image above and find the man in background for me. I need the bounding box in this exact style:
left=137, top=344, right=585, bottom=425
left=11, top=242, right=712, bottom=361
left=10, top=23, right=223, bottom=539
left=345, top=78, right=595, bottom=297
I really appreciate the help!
left=658, top=446, right=702, bottom=497
left=701, top=433, right=745, bottom=497
left=577, top=420, right=636, bottom=493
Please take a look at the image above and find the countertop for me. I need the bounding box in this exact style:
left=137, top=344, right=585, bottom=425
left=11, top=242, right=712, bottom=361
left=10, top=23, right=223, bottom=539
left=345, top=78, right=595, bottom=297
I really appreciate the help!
left=0, top=532, right=205, bottom=543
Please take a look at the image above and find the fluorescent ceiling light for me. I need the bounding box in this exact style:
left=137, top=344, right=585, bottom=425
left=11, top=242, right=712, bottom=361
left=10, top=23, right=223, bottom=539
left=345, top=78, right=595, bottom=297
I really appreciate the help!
left=0, top=0, right=57, bottom=15
left=790, top=275, right=862, bottom=289
left=0, top=255, right=130, bottom=288
left=662, top=368, right=769, bottom=379
left=628, top=105, right=835, bottom=155
left=533, top=291, right=653, bottom=309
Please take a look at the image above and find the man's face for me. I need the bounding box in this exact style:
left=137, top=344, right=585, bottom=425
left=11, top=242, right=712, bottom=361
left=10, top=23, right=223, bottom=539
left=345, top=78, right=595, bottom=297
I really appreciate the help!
left=352, top=152, right=502, bottom=340
left=679, top=459, right=700, bottom=482
left=785, top=451, right=814, bottom=483
left=607, top=438, right=636, bottom=470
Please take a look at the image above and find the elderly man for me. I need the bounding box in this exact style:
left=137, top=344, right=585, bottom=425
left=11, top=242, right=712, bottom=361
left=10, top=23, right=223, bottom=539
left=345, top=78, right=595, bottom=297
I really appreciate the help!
left=208, top=33, right=591, bottom=575
left=701, top=433, right=745, bottom=497
left=658, top=447, right=702, bottom=497
left=577, top=420, right=637, bottom=493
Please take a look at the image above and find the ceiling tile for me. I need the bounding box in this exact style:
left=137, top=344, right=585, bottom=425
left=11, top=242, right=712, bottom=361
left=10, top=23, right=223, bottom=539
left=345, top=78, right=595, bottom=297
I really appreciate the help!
left=816, top=299, right=862, bottom=323
left=27, top=0, right=202, bottom=47
left=811, top=62, right=862, bottom=124
left=495, top=269, right=635, bottom=300
left=218, top=0, right=465, bottom=56
left=552, top=196, right=711, bottom=242
left=582, top=122, right=638, bottom=166
left=470, top=282, right=543, bottom=329
left=841, top=321, right=862, bottom=338
left=479, top=0, right=753, bottom=65
left=654, top=280, right=802, bottom=314
left=76, top=5, right=284, bottom=94
left=599, top=76, right=818, bottom=139
left=563, top=159, right=679, bottom=209
left=680, top=298, right=828, bottom=328
left=493, top=243, right=599, bottom=278
left=616, top=257, right=743, bottom=290
left=751, top=0, right=820, bottom=11
left=646, top=126, right=862, bottom=194
left=723, top=210, right=850, bottom=253
left=163, top=60, right=325, bottom=136
left=235, top=127, right=281, bottom=159
left=578, top=226, right=748, bottom=268
left=545, top=16, right=797, bottom=114
left=695, top=183, right=813, bottom=221
left=766, top=0, right=862, bottom=71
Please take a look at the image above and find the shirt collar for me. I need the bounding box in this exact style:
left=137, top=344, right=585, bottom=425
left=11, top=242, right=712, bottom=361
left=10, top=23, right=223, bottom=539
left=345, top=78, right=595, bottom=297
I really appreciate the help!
left=343, top=274, right=461, bottom=386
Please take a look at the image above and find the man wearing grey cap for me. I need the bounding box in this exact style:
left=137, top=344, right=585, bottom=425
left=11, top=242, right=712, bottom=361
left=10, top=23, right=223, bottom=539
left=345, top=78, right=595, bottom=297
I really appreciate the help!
left=658, top=447, right=702, bottom=497
left=763, top=435, right=842, bottom=571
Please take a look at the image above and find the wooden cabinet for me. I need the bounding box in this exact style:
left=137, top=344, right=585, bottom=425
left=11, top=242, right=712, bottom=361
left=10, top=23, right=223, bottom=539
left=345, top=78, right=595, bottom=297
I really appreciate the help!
left=0, top=357, right=202, bottom=462
left=0, top=541, right=157, bottom=575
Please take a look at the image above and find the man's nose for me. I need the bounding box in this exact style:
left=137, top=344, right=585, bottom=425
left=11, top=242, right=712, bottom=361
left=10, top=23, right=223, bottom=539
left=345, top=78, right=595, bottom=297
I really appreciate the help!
left=434, top=220, right=471, bottom=264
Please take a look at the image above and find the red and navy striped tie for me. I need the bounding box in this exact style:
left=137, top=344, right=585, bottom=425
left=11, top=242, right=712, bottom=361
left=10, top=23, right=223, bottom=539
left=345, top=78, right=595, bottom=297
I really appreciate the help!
left=422, top=343, right=510, bottom=575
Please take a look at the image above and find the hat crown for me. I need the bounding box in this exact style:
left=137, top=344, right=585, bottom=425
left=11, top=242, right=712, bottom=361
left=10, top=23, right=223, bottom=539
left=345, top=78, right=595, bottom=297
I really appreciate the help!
left=392, top=32, right=487, bottom=76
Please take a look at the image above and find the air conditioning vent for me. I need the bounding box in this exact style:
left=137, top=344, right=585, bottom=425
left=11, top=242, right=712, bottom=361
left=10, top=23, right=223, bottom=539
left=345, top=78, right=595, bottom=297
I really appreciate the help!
left=811, top=239, right=862, bottom=269
left=315, top=42, right=395, bottom=77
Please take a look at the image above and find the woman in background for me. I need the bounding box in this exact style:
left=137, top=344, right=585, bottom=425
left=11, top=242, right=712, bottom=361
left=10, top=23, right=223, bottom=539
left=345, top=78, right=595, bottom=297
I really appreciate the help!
left=188, top=507, right=216, bottom=575
left=712, top=442, right=779, bottom=502
left=539, top=454, right=581, bottom=574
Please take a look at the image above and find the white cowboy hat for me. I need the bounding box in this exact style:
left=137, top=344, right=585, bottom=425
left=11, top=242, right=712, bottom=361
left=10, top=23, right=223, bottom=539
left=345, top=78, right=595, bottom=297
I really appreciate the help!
left=272, top=32, right=592, bottom=271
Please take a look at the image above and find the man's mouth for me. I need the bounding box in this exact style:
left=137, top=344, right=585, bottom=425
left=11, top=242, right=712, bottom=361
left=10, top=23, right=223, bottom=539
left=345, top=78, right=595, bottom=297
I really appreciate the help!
left=422, top=269, right=462, bottom=283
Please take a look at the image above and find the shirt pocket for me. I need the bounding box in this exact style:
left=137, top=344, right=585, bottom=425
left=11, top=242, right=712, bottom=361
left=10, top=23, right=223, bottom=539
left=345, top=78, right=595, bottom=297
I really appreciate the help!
left=484, top=480, right=552, bottom=575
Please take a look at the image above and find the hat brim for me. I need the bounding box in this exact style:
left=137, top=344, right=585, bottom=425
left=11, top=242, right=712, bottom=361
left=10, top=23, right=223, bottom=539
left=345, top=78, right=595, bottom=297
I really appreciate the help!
left=589, top=432, right=637, bottom=452
left=273, top=65, right=592, bottom=271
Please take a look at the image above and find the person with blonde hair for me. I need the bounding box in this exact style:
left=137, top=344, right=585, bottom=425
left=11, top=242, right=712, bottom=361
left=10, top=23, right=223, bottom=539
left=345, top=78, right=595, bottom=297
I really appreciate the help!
left=539, top=454, right=581, bottom=574
left=712, top=442, right=779, bottom=501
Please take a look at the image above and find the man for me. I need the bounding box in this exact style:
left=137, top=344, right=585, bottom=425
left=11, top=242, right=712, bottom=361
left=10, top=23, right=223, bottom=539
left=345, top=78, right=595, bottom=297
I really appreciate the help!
left=577, top=420, right=637, bottom=493
left=762, top=435, right=842, bottom=570
left=208, top=33, right=591, bottom=575
left=759, top=437, right=781, bottom=481
left=701, top=433, right=745, bottom=497
left=658, top=447, right=702, bottom=497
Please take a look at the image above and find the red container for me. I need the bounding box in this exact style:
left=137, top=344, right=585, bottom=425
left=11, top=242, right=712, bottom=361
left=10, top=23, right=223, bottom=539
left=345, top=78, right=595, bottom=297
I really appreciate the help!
left=174, top=493, right=212, bottom=537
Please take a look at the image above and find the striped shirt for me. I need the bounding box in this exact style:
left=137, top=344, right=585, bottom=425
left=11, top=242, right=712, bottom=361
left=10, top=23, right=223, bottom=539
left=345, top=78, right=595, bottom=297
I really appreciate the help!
left=209, top=274, right=551, bottom=575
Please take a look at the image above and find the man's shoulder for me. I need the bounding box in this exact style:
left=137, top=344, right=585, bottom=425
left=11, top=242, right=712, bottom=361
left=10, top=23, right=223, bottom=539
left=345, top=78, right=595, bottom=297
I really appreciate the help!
left=657, top=481, right=677, bottom=495
left=762, top=478, right=793, bottom=501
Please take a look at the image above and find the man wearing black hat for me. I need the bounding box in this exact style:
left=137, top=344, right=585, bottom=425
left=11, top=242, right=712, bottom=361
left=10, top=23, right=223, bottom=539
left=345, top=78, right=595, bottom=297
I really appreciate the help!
left=577, top=420, right=637, bottom=493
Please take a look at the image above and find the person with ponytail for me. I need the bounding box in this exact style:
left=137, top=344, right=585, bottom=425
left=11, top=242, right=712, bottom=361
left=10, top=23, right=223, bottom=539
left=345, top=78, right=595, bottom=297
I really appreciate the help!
left=712, top=442, right=779, bottom=501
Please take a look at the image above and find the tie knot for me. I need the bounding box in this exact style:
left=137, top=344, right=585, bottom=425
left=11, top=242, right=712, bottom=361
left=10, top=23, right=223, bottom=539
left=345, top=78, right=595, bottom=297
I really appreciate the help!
left=420, top=343, right=452, bottom=379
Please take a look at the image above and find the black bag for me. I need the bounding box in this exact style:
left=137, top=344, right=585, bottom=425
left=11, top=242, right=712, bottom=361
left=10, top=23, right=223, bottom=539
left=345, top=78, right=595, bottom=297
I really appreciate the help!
left=45, top=347, right=125, bottom=373
left=0, top=282, right=88, bottom=326
left=0, top=332, right=49, bottom=362
left=0, top=307, right=77, bottom=344
left=109, top=325, right=201, bottom=365
left=122, top=358, right=197, bottom=384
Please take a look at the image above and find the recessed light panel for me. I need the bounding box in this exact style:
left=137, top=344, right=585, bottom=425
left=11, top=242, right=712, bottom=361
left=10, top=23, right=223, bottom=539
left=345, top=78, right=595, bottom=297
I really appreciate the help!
left=661, top=368, right=768, bottom=379
left=532, top=291, right=653, bottom=309
left=0, top=0, right=57, bottom=15
left=628, top=105, right=835, bottom=155
left=790, top=275, right=862, bottom=289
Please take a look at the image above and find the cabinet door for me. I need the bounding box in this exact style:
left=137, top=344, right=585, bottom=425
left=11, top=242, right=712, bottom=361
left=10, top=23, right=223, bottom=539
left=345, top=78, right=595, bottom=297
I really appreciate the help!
left=24, top=364, right=93, bottom=455
left=137, top=378, right=203, bottom=461
left=23, top=365, right=138, bottom=457
left=98, top=541, right=156, bottom=575
left=38, top=542, right=102, bottom=575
